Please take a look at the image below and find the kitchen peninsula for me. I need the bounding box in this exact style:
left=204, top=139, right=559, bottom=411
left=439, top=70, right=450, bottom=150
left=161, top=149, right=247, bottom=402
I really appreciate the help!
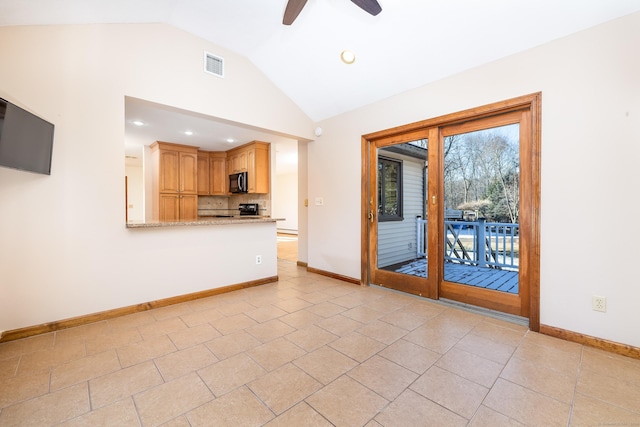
left=125, top=139, right=283, bottom=298
left=126, top=216, right=280, bottom=228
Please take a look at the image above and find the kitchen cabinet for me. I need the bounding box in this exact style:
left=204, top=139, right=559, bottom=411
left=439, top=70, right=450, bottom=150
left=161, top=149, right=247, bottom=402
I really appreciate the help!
left=197, top=151, right=227, bottom=196
left=209, top=152, right=227, bottom=195
left=247, top=142, right=269, bottom=193
left=197, top=151, right=210, bottom=195
left=156, top=194, right=198, bottom=221
left=227, top=149, right=247, bottom=174
left=151, top=142, right=199, bottom=221
left=226, top=141, right=270, bottom=194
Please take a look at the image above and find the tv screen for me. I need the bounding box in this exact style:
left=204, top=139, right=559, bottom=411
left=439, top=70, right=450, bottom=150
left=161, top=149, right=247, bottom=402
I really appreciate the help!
left=0, top=97, right=54, bottom=175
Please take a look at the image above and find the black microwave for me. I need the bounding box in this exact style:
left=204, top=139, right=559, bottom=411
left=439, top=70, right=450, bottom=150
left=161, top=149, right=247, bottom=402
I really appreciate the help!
left=229, top=172, right=248, bottom=193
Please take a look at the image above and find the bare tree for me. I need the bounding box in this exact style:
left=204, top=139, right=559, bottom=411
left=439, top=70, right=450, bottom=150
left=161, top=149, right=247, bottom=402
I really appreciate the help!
left=443, top=126, right=520, bottom=223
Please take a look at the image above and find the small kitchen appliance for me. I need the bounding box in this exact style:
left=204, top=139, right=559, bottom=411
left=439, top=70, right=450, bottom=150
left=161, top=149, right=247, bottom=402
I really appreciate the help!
left=238, top=203, right=260, bottom=216
left=229, top=172, right=248, bottom=193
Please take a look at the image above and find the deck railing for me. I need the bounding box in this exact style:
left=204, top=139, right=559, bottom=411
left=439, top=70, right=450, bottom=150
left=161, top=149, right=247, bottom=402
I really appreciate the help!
left=416, top=218, right=519, bottom=270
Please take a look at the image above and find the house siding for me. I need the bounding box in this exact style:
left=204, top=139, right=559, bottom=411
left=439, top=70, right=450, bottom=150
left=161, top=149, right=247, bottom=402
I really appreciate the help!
left=377, top=152, right=425, bottom=268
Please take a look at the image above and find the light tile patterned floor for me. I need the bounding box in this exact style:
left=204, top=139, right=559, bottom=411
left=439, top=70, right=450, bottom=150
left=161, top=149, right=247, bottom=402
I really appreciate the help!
left=1, top=260, right=640, bottom=426
left=277, top=233, right=298, bottom=263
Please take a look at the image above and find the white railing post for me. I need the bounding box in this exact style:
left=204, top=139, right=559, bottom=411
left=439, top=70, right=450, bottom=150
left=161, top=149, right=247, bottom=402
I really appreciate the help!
left=477, top=218, right=487, bottom=267
left=416, top=217, right=421, bottom=258
left=416, top=217, right=427, bottom=258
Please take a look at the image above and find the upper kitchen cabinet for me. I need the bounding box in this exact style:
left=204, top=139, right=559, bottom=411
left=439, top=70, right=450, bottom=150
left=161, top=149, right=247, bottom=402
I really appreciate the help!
left=209, top=152, right=227, bottom=195
left=227, top=149, right=247, bottom=174
left=197, top=151, right=210, bottom=196
left=151, top=142, right=199, bottom=221
left=247, top=142, right=269, bottom=193
left=197, top=151, right=227, bottom=196
left=227, top=141, right=270, bottom=194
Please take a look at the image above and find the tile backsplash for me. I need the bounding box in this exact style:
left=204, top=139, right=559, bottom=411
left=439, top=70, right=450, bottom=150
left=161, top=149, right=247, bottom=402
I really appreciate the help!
left=198, top=194, right=270, bottom=216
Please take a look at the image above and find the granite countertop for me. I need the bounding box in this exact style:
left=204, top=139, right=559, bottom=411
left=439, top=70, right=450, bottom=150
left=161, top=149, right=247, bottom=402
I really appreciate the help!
left=126, top=216, right=283, bottom=229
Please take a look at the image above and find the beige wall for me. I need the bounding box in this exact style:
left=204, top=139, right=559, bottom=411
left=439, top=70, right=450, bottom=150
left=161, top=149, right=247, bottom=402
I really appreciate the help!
left=309, top=12, right=640, bottom=347
left=0, top=23, right=314, bottom=333
left=297, top=141, right=309, bottom=264
left=2, top=13, right=639, bottom=350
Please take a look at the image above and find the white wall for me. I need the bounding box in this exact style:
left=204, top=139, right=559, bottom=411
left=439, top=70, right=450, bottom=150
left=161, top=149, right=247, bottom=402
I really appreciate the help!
left=309, top=12, right=640, bottom=347
left=274, top=172, right=298, bottom=233
left=0, top=23, right=314, bottom=333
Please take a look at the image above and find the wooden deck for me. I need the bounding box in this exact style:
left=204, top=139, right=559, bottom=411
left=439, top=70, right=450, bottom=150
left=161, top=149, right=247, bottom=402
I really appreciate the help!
left=388, top=259, right=518, bottom=294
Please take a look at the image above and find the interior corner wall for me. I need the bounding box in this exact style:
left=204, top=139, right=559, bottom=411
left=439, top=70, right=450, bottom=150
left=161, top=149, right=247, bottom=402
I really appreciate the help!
left=125, top=164, right=144, bottom=222
left=308, top=12, right=640, bottom=348
left=297, top=141, right=309, bottom=264
left=0, top=23, right=314, bottom=333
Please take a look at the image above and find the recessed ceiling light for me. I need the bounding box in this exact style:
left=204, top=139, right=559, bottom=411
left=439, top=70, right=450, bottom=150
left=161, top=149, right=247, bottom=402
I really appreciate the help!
left=226, top=138, right=235, bottom=143
left=132, top=120, right=145, bottom=126
left=184, top=130, right=193, bottom=136
left=340, top=50, right=356, bottom=64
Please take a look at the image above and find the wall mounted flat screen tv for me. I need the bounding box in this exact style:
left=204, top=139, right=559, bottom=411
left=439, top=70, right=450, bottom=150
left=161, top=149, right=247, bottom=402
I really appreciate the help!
left=0, top=97, right=54, bottom=175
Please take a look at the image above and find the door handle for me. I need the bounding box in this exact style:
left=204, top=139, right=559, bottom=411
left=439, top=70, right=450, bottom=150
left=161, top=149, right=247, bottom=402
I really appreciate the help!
left=368, top=210, right=375, bottom=222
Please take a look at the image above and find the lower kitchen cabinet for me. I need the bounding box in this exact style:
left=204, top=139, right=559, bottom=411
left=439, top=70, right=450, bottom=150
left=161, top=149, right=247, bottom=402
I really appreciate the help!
left=157, top=194, right=198, bottom=221
left=152, top=142, right=199, bottom=221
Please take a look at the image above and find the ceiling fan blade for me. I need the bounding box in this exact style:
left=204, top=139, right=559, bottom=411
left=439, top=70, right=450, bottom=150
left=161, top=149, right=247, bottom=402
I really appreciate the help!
left=350, top=0, right=382, bottom=16
left=283, top=0, right=309, bottom=25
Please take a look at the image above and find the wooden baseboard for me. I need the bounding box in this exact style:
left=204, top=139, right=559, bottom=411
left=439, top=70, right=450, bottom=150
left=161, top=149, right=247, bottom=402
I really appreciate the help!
left=540, top=324, right=640, bottom=360
left=296, top=261, right=308, bottom=267
left=306, top=266, right=360, bottom=285
left=0, top=276, right=278, bottom=343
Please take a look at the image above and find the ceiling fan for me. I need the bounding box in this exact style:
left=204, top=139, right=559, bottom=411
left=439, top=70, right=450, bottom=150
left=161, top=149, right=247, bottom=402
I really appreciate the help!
left=283, top=0, right=382, bottom=25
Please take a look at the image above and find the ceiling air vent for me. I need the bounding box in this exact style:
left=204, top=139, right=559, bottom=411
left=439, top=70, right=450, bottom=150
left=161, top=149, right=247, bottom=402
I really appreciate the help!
left=204, top=52, right=224, bottom=78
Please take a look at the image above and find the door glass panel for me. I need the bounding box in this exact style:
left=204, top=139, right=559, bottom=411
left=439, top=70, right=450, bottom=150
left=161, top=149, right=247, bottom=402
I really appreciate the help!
left=377, top=139, right=428, bottom=278
left=443, top=124, right=519, bottom=293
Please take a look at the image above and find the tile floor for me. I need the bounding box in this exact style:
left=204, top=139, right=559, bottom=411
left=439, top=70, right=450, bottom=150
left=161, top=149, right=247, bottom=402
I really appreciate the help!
left=276, top=233, right=298, bottom=263
left=1, top=260, right=640, bottom=426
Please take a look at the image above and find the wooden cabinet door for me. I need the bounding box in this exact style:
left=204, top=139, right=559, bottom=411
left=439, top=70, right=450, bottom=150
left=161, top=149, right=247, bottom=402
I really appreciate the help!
left=210, top=154, right=227, bottom=195
left=236, top=150, right=247, bottom=172
left=158, top=150, right=180, bottom=193
left=247, top=143, right=269, bottom=194
left=246, top=148, right=256, bottom=193
left=180, top=152, right=198, bottom=194
left=158, top=193, right=180, bottom=221
left=228, top=149, right=247, bottom=173
left=226, top=153, right=235, bottom=174
left=180, top=195, right=198, bottom=221
left=197, top=152, right=210, bottom=195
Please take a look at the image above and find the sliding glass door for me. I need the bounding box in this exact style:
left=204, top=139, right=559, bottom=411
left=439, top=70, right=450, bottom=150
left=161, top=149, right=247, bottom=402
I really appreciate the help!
left=363, top=94, right=540, bottom=324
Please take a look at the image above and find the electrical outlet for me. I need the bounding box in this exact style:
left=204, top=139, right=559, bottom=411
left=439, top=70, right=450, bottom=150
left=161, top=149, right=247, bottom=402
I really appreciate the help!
left=256, top=255, right=262, bottom=265
left=592, top=295, right=606, bottom=312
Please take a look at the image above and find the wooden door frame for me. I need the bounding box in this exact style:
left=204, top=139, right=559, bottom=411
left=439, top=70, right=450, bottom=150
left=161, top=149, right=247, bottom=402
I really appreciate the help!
left=361, top=93, right=541, bottom=331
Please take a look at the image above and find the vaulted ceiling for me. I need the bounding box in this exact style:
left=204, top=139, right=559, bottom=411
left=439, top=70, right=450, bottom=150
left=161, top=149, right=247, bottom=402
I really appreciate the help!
left=2, top=0, right=639, bottom=122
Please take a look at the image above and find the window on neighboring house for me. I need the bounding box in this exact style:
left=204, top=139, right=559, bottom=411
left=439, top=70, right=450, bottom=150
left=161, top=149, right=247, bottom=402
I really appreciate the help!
left=378, top=156, right=402, bottom=221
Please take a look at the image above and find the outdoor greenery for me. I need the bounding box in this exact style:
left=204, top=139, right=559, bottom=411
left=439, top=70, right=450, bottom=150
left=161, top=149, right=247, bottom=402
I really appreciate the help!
left=444, top=124, right=520, bottom=223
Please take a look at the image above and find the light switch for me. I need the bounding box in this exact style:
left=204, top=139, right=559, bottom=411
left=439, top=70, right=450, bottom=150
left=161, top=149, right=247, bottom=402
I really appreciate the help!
left=315, top=197, right=324, bottom=206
